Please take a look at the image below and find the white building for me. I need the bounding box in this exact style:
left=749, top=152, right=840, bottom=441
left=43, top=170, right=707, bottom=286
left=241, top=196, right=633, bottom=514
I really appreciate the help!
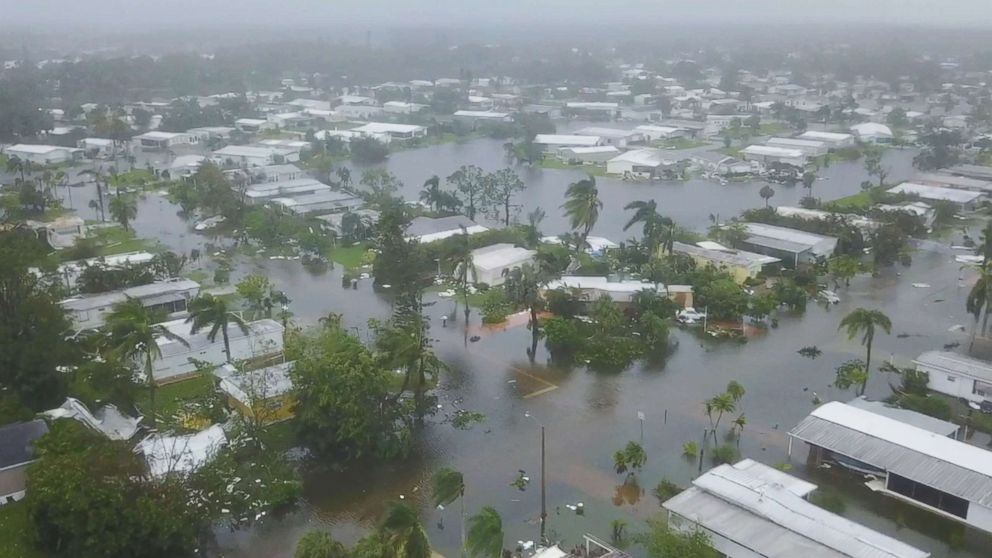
left=634, top=125, right=687, bottom=141
left=851, top=122, right=894, bottom=144
left=557, top=146, right=620, bottom=165
left=353, top=122, right=427, bottom=140
left=703, top=114, right=748, bottom=137
left=915, top=172, right=992, bottom=195
left=136, top=425, right=227, bottom=478
left=452, top=110, right=512, bottom=125
left=212, top=145, right=299, bottom=167
left=664, top=458, right=930, bottom=558
left=6, top=144, right=82, bottom=165
left=775, top=206, right=878, bottom=230
left=234, top=118, right=277, bottom=133
left=789, top=401, right=992, bottom=535
left=150, top=318, right=285, bottom=384
left=887, top=182, right=984, bottom=211
left=76, top=138, right=116, bottom=158
left=335, top=104, right=384, bottom=120
left=43, top=397, right=141, bottom=441
left=25, top=215, right=86, bottom=250
left=916, top=351, right=992, bottom=405
left=60, top=279, right=201, bottom=331
left=470, top=244, right=537, bottom=286
left=405, top=215, right=488, bottom=244
left=132, top=131, right=199, bottom=151
left=244, top=178, right=331, bottom=205
left=543, top=276, right=691, bottom=306
left=574, top=127, right=643, bottom=148
left=797, top=130, right=856, bottom=148
left=874, top=201, right=936, bottom=230
left=741, top=145, right=807, bottom=168
left=533, top=134, right=603, bottom=152
left=765, top=137, right=828, bottom=157
left=383, top=101, right=427, bottom=114
left=739, top=222, right=838, bottom=266
left=271, top=191, right=364, bottom=216
left=606, top=148, right=683, bottom=179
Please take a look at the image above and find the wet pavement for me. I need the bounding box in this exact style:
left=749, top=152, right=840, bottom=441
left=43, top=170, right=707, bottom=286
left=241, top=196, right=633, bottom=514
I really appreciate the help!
left=42, top=138, right=992, bottom=557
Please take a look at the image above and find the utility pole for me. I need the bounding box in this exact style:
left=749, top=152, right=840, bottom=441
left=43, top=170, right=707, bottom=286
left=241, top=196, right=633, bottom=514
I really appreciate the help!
left=540, top=426, right=547, bottom=544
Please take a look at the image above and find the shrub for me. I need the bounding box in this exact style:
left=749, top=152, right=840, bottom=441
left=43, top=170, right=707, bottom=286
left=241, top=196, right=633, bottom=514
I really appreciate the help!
left=812, top=491, right=847, bottom=515
left=480, top=288, right=511, bottom=324
left=653, top=479, right=683, bottom=503
left=898, top=394, right=951, bottom=421
left=542, top=316, right=583, bottom=348
left=711, top=443, right=740, bottom=464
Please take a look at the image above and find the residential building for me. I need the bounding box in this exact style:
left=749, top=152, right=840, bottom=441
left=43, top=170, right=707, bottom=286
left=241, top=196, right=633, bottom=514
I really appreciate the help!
left=672, top=241, right=780, bottom=284
left=606, top=148, right=686, bottom=179
left=149, top=318, right=285, bottom=384
left=212, top=145, right=299, bottom=167
left=383, top=101, right=427, bottom=114
left=533, top=134, right=603, bottom=152
left=703, top=114, right=747, bottom=138
left=132, top=131, right=199, bottom=151
left=797, top=130, right=856, bottom=148
left=188, top=126, right=236, bottom=141
left=915, top=172, right=992, bottom=195
left=236, top=163, right=305, bottom=184
left=851, top=122, right=894, bottom=144
left=335, top=104, right=384, bottom=120
left=41, top=251, right=156, bottom=291
left=738, top=222, right=838, bottom=266
left=634, top=125, right=687, bottom=141
left=789, top=400, right=992, bottom=534
left=217, top=362, right=296, bottom=424
left=557, top=146, right=620, bottom=165
left=24, top=215, right=86, bottom=250
left=915, top=350, right=992, bottom=405
left=574, top=127, right=643, bottom=148
left=77, top=137, right=116, bottom=158
left=766, top=137, right=828, bottom=157
left=60, top=278, right=201, bottom=330
left=543, top=276, right=692, bottom=307
left=887, top=182, right=984, bottom=211
left=564, top=102, right=619, bottom=118
left=470, top=244, right=537, bottom=286
left=944, top=164, right=992, bottom=182
left=848, top=396, right=960, bottom=439
left=244, top=178, right=331, bottom=205
left=0, top=420, right=49, bottom=505
left=664, top=458, right=930, bottom=558
left=874, top=201, right=937, bottom=229
left=5, top=144, right=82, bottom=165
left=741, top=145, right=807, bottom=168
left=353, top=122, right=427, bottom=140
left=452, top=110, right=512, bottom=126
left=167, top=155, right=206, bottom=178
left=271, top=191, right=364, bottom=216
left=43, top=397, right=141, bottom=441
left=775, top=206, right=878, bottom=230
left=234, top=118, right=277, bottom=133
left=405, top=215, right=488, bottom=243
left=692, top=152, right=753, bottom=176
left=136, top=425, right=227, bottom=478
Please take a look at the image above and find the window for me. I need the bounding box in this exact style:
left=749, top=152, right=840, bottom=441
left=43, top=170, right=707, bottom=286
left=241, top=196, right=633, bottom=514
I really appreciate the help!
left=947, top=375, right=956, bottom=382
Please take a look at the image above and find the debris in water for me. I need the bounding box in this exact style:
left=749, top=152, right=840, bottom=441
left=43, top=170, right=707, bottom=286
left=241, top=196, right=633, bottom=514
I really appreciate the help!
left=944, top=342, right=961, bottom=350
left=948, top=324, right=966, bottom=332
left=797, top=346, right=822, bottom=359
left=912, top=283, right=931, bottom=288
left=896, top=333, right=910, bottom=338
left=511, top=470, right=530, bottom=491
left=470, top=335, right=481, bottom=342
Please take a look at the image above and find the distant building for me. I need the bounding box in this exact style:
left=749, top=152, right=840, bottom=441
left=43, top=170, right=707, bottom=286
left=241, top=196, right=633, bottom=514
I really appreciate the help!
left=672, top=241, right=780, bottom=284
left=270, top=191, right=364, bottom=216
left=887, top=182, right=984, bottom=211
left=212, top=145, right=300, bottom=167
left=691, top=152, right=753, bottom=177
left=797, top=130, right=856, bottom=148
left=606, top=148, right=686, bottom=179
left=574, top=127, right=644, bottom=148
left=738, top=222, right=838, bottom=266
left=915, top=350, right=992, bottom=405
left=132, top=131, right=199, bottom=151
left=149, top=318, right=285, bottom=384
left=60, top=279, right=201, bottom=331
left=470, top=244, right=537, bottom=286
left=43, top=398, right=142, bottom=441
left=452, top=110, right=512, bottom=127
left=634, top=125, right=687, bottom=141
left=405, top=215, right=488, bottom=244
left=0, top=420, right=49, bottom=505
left=76, top=137, right=116, bottom=158
left=244, top=178, right=331, bottom=205
left=533, top=134, right=603, bottom=152
left=741, top=145, right=807, bottom=168
left=874, top=201, right=936, bottom=230
left=234, top=118, right=277, bottom=133
left=6, top=144, right=82, bottom=165
left=136, top=425, right=227, bottom=478
left=766, top=137, right=828, bottom=157
left=851, top=122, right=894, bottom=144
left=557, top=146, right=620, bottom=165
left=915, top=172, right=992, bottom=195
left=664, top=458, right=930, bottom=558
left=944, top=164, right=992, bottom=182
left=24, top=215, right=86, bottom=250
left=775, top=206, right=878, bottom=231
left=543, top=276, right=692, bottom=307
left=352, top=122, right=427, bottom=141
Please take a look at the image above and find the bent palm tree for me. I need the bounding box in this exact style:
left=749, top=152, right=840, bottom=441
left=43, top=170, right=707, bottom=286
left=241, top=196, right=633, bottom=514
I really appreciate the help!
left=838, top=308, right=892, bottom=392
left=186, top=293, right=249, bottom=363
left=106, top=299, right=188, bottom=427
left=503, top=263, right=548, bottom=361
left=419, top=175, right=442, bottom=212
left=432, top=468, right=466, bottom=556
left=109, top=194, right=138, bottom=230
left=967, top=263, right=992, bottom=349
left=451, top=226, right=477, bottom=325
left=623, top=199, right=673, bottom=256
left=381, top=503, right=432, bottom=558
left=561, top=176, right=602, bottom=248
left=466, top=507, right=503, bottom=558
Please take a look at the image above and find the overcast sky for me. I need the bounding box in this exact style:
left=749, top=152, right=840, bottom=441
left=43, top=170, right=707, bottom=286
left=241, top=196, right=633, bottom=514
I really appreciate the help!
left=6, top=0, right=992, bottom=29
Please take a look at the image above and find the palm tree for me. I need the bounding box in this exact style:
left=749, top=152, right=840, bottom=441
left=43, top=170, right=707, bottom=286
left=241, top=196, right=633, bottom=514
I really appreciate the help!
left=381, top=504, right=431, bottom=558
left=79, top=168, right=107, bottom=222
left=109, top=194, right=138, bottom=230
left=5, top=155, right=25, bottom=183
left=54, top=170, right=70, bottom=209
left=802, top=171, right=816, bottom=199
left=466, top=507, right=503, bottom=558
left=704, top=393, right=736, bottom=437
left=978, top=221, right=992, bottom=266
left=450, top=226, right=477, bottom=325
left=186, top=294, right=249, bottom=363
left=561, top=176, right=602, bottom=248
left=503, top=263, right=548, bottom=361
left=623, top=199, right=673, bottom=255
left=432, top=468, right=466, bottom=556
left=967, top=263, right=992, bottom=348
left=838, top=308, right=892, bottom=383
left=419, top=175, right=442, bottom=212
left=106, top=299, right=188, bottom=427
left=759, top=185, right=775, bottom=208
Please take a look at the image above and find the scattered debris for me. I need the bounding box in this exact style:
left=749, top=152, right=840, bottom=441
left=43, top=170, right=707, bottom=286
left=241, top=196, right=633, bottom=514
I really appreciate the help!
left=948, top=324, right=967, bottom=332
left=797, top=346, right=822, bottom=359
left=451, top=410, right=486, bottom=430
left=911, top=283, right=931, bottom=288
left=511, top=470, right=530, bottom=491
left=944, top=342, right=961, bottom=350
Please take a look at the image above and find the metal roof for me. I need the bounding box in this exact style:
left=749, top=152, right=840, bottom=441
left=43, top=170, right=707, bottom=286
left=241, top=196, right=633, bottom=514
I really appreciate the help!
left=847, top=397, right=959, bottom=438
left=789, top=401, right=992, bottom=506
left=914, top=350, right=992, bottom=383
left=664, top=459, right=929, bottom=558
left=888, top=182, right=984, bottom=204
left=673, top=241, right=780, bottom=268
left=406, top=215, right=484, bottom=237
left=0, top=420, right=48, bottom=469
left=470, top=244, right=536, bottom=272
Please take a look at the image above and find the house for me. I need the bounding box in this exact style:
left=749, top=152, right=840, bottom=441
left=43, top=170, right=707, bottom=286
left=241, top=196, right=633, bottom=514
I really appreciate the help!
left=663, top=458, right=930, bottom=558
left=543, top=276, right=692, bottom=307
left=287, top=98, right=332, bottom=111
left=149, top=318, right=285, bottom=384
left=541, top=235, right=618, bottom=256
left=0, top=420, right=49, bottom=505
left=851, top=122, right=894, bottom=144
left=41, top=251, right=156, bottom=291
left=691, top=152, right=753, bottom=177
left=136, top=425, right=227, bottom=478
left=533, top=134, right=603, bottom=152
left=672, top=241, right=780, bottom=284
left=76, top=137, right=116, bottom=158
left=187, top=126, right=236, bottom=141
left=25, top=215, right=86, bottom=250
left=256, top=139, right=311, bottom=156
left=5, top=144, right=82, bottom=165
left=217, top=362, right=296, bottom=424
left=266, top=112, right=311, bottom=130
left=452, top=110, right=512, bottom=127
left=271, top=191, right=364, bottom=216
left=470, top=244, right=537, bottom=286
left=915, top=172, right=992, bottom=195
left=564, top=102, right=619, bottom=118
left=775, top=206, right=878, bottom=231
left=353, top=122, right=427, bottom=141
left=915, top=350, right=992, bottom=405
left=244, top=178, right=331, bottom=205
left=738, top=222, right=838, bottom=266
left=703, top=114, right=747, bottom=138
left=557, top=146, right=620, bottom=165
left=944, top=164, right=992, bottom=182
left=60, top=278, right=201, bottom=331
left=606, top=148, right=685, bottom=179
left=573, top=127, right=643, bottom=148
left=797, top=130, right=856, bottom=148
left=765, top=137, right=828, bottom=157
left=167, top=155, right=206, bottom=178
left=741, top=145, right=807, bottom=168
left=887, top=182, right=984, bottom=211
left=405, top=215, right=488, bottom=244
left=132, top=131, right=199, bottom=151
left=212, top=145, right=299, bottom=167
left=848, top=396, right=960, bottom=439
left=233, top=163, right=305, bottom=184
left=874, top=201, right=937, bottom=230
left=634, top=125, right=687, bottom=141
left=789, top=400, right=992, bottom=534
left=335, top=104, right=384, bottom=120
left=383, top=101, right=427, bottom=114
left=234, top=118, right=277, bottom=133
left=43, top=397, right=142, bottom=441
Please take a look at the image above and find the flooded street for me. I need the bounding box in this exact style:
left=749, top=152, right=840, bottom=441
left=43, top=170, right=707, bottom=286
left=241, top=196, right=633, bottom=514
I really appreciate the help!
left=51, top=139, right=992, bottom=557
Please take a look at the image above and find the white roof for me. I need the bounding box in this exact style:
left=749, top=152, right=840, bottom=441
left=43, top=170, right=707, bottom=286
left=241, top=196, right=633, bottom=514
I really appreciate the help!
left=545, top=275, right=664, bottom=294
left=561, top=146, right=621, bottom=155
left=742, top=222, right=834, bottom=247
left=635, top=125, right=683, bottom=134
left=566, top=101, right=619, bottom=109
left=453, top=110, right=509, bottom=118
left=43, top=397, right=141, bottom=441
left=742, top=145, right=805, bottom=158
left=575, top=126, right=639, bottom=139
left=531, top=547, right=569, bottom=558
left=8, top=143, right=68, bottom=154
left=767, top=137, right=828, bottom=149
left=469, top=244, right=536, bottom=272
left=534, top=134, right=601, bottom=146
left=775, top=206, right=877, bottom=229
left=353, top=122, right=425, bottom=134
left=798, top=131, right=854, bottom=142
left=608, top=148, right=673, bottom=168
left=851, top=122, right=894, bottom=138
left=80, top=137, right=115, bottom=147
left=664, top=458, right=930, bottom=558
left=170, top=155, right=206, bottom=170
left=887, top=182, right=984, bottom=204
left=914, top=350, right=992, bottom=383
left=134, top=131, right=185, bottom=141
left=217, top=361, right=295, bottom=405
left=235, top=118, right=268, bottom=125
left=213, top=145, right=291, bottom=159
left=136, top=425, right=227, bottom=478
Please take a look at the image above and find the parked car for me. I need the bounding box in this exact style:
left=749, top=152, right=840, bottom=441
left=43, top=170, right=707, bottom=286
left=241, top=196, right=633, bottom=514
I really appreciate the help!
left=677, top=308, right=707, bottom=324
left=818, top=290, right=840, bottom=304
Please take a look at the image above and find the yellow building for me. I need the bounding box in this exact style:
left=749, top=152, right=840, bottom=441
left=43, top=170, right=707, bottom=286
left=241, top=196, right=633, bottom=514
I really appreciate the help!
left=217, top=361, right=296, bottom=424
left=671, top=241, right=780, bottom=285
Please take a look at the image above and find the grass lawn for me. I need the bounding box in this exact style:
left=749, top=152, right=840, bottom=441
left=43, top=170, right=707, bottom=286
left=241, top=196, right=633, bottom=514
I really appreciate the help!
left=539, top=158, right=607, bottom=177
left=758, top=122, right=787, bottom=136
left=824, top=190, right=873, bottom=211
left=330, top=244, right=370, bottom=269
left=717, top=146, right=742, bottom=158
left=99, top=236, right=155, bottom=256
left=0, top=502, right=43, bottom=558
left=138, top=374, right=216, bottom=422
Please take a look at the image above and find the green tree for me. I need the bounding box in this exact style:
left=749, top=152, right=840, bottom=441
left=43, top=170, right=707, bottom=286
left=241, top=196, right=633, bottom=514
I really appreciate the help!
left=613, top=441, right=648, bottom=478
left=236, top=274, right=289, bottom=319
left=834, top=359, right=870, bottom=396
left=759, top=185, right=775, bottom=208
left=106, top=299, right=187, bottom=427
left=466, top=507, right=504, bottom=558
left=296, top=531, right=350, bottom=558
left=450, top=226, right=477, bottom=325
left=838, top=308, right=892, bottom=380
left=432, top=468, right=466, bottom=556
left=503, top=263, right=549, bottom=359
left=447, top=165, right=487, bottom=221
left=419, top=175, right=443, bottom=212
left=640, top=520, right=717, bottom=558
left=704, top=392, right=736, bottom=437
left=864, top=150, right=888, bottom=188
left=828, top=256, right=861, bottom=288
left=381, top=504, right=432, bottom=558
left=360, top=169, right=403, bottom=207
left=623, top=199, right=673, bottom=255
left=484, top=168, right=525, bottom=226
left=108, top=194, right=138, bottom=230
left=186, top=293, right=249, bottom=363
left=967, top=263, right=992, bottom=346
left=802, top=171, right=817, bottom=199
left=561, top=176, right=602, bottom=249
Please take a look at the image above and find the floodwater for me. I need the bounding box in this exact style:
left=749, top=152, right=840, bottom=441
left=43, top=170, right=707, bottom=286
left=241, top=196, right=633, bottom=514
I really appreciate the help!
left=37, top=138, right=992, bottom=557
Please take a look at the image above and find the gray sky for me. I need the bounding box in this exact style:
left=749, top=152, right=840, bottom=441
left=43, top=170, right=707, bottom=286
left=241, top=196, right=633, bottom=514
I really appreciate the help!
left=6, top=0, right=992, bottom=29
